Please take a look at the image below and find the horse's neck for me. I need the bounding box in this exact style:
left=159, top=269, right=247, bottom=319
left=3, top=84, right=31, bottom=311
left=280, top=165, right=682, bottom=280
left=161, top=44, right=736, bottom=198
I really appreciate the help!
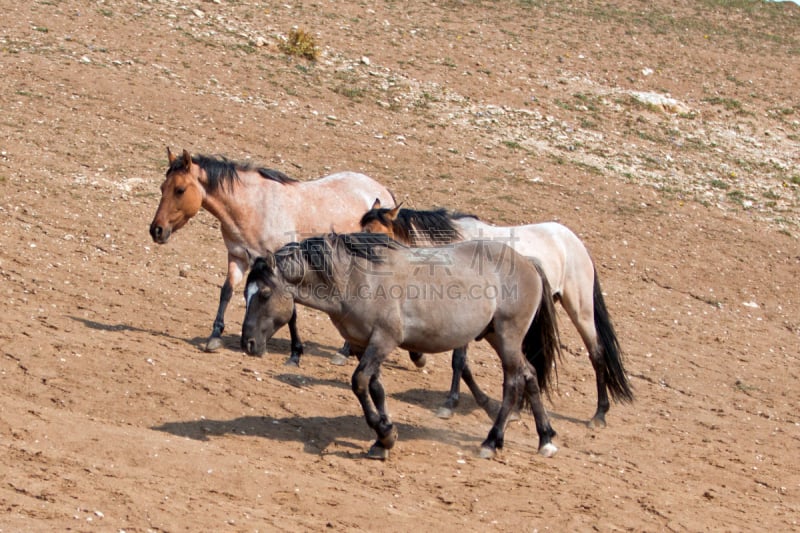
left=201, top=175, right=291, bottom=251
left=290, top=273, right=344, bottom=317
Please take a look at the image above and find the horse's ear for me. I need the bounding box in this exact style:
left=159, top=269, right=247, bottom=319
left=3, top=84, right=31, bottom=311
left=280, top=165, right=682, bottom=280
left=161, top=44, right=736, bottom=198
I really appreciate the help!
left=244, top=248, right=256, bottom=268
left=263, top=251, right=276, bottom=271
left=181, top=149, right=192, bottom=170
left=386, top=202, right=403, bottom=221
left=372, top=198, right=381, bottom=210
left=167, top=147, right=176, bottom=164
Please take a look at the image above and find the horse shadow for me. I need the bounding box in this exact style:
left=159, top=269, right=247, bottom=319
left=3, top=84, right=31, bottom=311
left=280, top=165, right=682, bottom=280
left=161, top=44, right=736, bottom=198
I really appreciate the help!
left=397, top=387, right=595, bottom=428
left=70, top=315, right=207, bottom=347
left=393, top=387, right=490, bottom=419
left=152, top=412, right=482, bottom=458
left=68, top=316, right=343, bottom=356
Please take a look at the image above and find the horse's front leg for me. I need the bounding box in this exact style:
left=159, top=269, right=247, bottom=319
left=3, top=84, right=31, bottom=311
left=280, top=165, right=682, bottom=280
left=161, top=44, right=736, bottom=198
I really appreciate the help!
left=284, top=305, right=304, bottom=366
left=351, top=345, right=396, bottom=460
left=206, top=254, right=246, bottom=352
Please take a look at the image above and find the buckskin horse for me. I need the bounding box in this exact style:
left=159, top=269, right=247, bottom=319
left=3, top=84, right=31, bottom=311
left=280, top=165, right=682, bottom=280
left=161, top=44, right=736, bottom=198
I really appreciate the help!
left=148, top=148, right=395, bottom=358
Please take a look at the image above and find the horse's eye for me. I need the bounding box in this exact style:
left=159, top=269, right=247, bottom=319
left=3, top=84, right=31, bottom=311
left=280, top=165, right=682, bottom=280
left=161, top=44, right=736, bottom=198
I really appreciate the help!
left=260, top=287, right=272, bottom=298
left=175, top=187, right=185, bottom=196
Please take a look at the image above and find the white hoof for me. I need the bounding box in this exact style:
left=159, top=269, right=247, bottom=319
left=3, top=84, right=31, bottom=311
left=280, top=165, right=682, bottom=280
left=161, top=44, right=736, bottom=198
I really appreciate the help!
left=435, top=407, right=454, bottom=419
left=330, top=353, right=349, bottom=366
left=538, top=443, right=558, bottom=458
left=479, top=446, right=496, bottom=459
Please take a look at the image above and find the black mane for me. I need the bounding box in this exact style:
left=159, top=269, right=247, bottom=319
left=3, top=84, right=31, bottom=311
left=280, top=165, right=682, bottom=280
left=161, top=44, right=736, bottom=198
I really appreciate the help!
left=300, top=233, right=404, bottom=280
left=360, top=207, right=478, bottom=245
left=251, top=233, right=405, bottom=286
left=168, top=154, right=297, bottom=192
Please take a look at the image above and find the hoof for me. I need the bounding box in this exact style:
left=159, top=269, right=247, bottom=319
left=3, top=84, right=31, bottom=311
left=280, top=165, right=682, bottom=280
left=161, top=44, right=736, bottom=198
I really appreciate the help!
left=479, top=446, right=496, bottom=459
left=588, top=416, right=607, bottom=429
left=330, top=353, right=349, bottom=366
left=367, top=443, right=390, bottom=460
left=380, top=424, right=398, bottom=449
left=284, top=358, right=299, bottom=367
left=538, top=443, right=558, bottom=458
left=435, top=406, right=454, bottom=419
left=205, top=337, right=223, bottom=352
left=411, top=354, right=427, bottom=368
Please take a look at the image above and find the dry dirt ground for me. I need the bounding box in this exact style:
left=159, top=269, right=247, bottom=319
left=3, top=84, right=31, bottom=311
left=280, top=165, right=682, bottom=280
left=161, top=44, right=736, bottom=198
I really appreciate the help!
left=1, top=0, right=799, bottom=531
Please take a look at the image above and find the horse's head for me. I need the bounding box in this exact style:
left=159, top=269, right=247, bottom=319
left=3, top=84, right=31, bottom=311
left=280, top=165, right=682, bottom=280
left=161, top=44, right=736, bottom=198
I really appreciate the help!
left=359, top=198, right=401, bottom=239
left=149, top=148, right=205, bottom=244
left=241, top=253, right=297, bottom=356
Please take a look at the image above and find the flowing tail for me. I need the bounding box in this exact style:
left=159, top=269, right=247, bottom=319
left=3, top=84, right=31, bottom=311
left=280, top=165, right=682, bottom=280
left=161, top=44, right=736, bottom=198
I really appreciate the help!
left=593, top=269, right=634, bottom=403
left=522, top=263, right=563, bottom=400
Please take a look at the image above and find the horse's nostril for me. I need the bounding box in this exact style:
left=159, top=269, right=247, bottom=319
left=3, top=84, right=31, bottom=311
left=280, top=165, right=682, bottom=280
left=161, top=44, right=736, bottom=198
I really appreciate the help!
left=246, top=339, right=256, bottom=354
left=150, top=224, right=162, bottom=241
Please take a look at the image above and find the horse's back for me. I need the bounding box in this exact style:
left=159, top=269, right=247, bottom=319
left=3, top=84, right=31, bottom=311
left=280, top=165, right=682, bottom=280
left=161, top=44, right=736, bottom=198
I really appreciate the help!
left=303, top=171, right=393, bottom=207
left=334, top=239, right=541, bottom=354
left=270, top=171, right=394, bottom=239
left=456, top=218, right=592, bottom=295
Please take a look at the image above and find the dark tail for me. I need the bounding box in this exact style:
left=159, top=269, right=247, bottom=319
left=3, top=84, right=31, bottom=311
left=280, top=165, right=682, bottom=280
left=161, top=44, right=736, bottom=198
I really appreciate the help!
left=522, top=263, right=563, bottom=400
left=593, top=269, right=634, bottom=403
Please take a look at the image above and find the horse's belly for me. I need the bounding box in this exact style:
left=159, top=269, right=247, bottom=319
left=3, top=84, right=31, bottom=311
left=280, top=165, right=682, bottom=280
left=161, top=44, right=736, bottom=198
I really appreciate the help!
left=399, top=301, right=492, bottom=353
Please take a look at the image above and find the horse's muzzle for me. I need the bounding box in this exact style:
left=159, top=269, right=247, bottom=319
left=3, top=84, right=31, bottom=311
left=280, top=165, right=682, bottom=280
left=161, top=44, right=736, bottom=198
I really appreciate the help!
left=242, top=336, right=265, bottom=357
left=149, top=223, right=170, bottom=244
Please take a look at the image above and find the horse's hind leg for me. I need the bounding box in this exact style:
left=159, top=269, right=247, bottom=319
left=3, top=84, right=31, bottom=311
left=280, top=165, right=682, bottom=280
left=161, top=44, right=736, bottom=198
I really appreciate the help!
left=409, top=351, right=427, bottom=368
left=560, top=285, right=609, bottom=428
left=437, top=346, right=504, bottom=422
left=479, top=360, right=524, bottom=459
left=284, top=305, right=304, bottom=367
left=351, top=345, right=396, bottom=460
left=436, top=347, right=466, bottom=419
left=522, top=364, right=558, bottom=457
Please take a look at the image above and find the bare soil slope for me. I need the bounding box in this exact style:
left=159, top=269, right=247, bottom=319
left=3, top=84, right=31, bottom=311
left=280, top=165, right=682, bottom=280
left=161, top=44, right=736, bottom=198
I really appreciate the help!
left=1, top=1, right=799, bottom=530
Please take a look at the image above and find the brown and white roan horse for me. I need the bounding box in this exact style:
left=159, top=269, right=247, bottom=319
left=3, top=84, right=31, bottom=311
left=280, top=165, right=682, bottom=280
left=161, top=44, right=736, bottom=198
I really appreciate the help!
left=148, top=148, right=395, bottom=355
left=360, top=200, right=633, bottom=428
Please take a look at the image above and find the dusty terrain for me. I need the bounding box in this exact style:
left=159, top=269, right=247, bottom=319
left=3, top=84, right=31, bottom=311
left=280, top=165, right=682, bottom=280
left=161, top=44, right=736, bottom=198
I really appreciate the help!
left=1, top=0, right=799, bottom=530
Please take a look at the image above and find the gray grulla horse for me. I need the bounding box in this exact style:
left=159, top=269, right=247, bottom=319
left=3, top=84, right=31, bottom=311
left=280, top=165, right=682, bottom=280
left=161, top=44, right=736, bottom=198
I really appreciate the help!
left=241, top=233, right=562, bottom=460
left=148, top=148, right=395, bottom=357
left=360, top=200, right=633, bottom=427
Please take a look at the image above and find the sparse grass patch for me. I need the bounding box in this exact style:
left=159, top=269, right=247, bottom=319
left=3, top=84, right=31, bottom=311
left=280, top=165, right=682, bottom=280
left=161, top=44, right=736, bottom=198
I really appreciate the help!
left=280, top=28, right=319, bottom=60
left=703, top=96, right=745, bottom=113
left=236, top=43, right=257, bottom=54
left=710, top=179, right=730, bottom=190
left=573, top=160, right=603, bottom=175
left=334, top=85, right=365, bottom=100
left=726, top=189, right=756, bottom=206
left=33, top=26, right=48, bottom=33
